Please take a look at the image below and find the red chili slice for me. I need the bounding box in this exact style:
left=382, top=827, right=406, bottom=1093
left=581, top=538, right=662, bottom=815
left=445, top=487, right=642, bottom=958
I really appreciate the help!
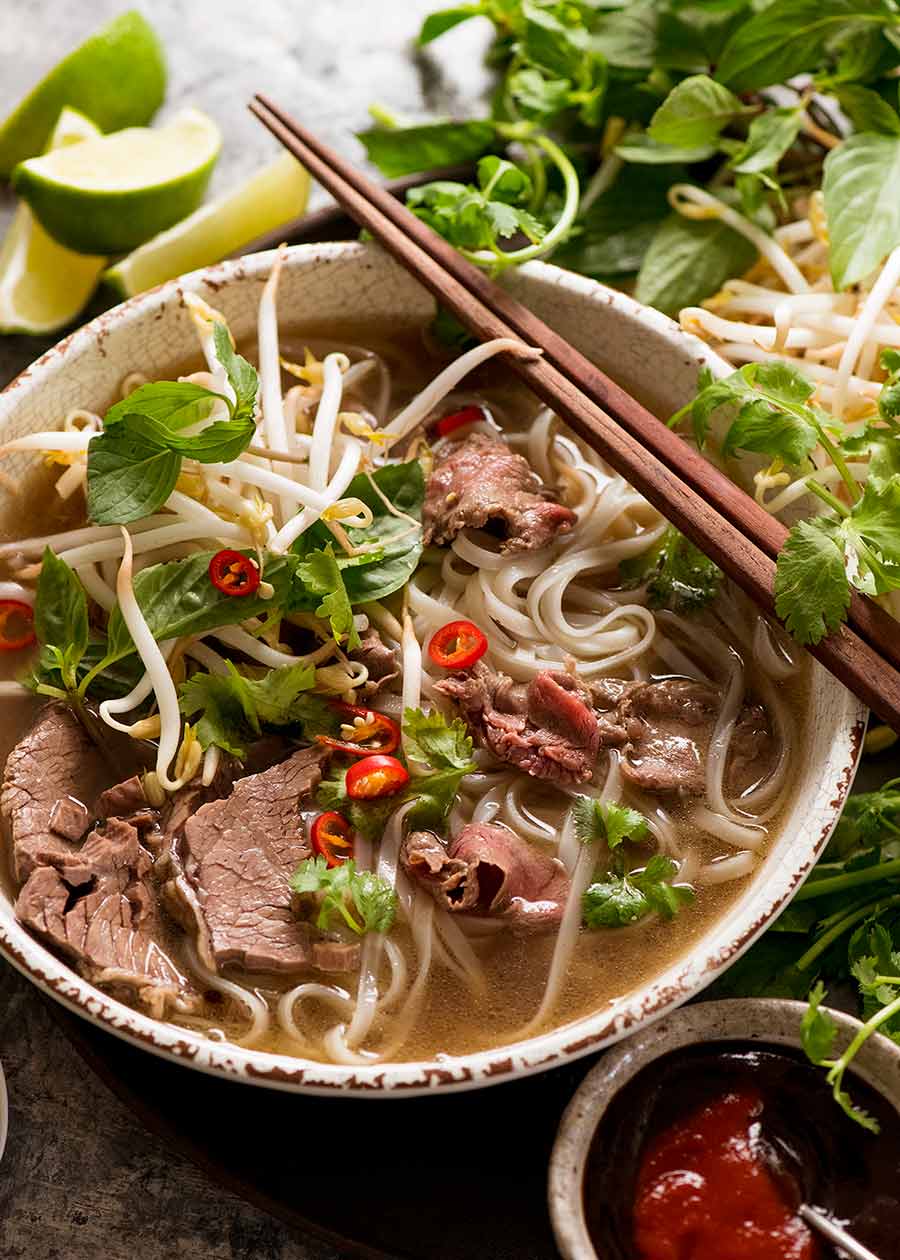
left=0, top=600, right=36, bottom=651
left=435, top=405, right=485, bottom=438
left=208, top=549, right=261, bottom=597
left=345, top=754, right=410, bottom=801
left=317, top=702, right=401, bottom=756
left=311, top=811, right=355, bottom=867
left=428, top=619, right=488, bottom=670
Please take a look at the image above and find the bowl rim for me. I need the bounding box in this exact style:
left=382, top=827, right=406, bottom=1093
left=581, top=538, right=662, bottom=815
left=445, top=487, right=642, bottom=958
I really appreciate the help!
left=547, top=996, right=900, bottom=1260
left=0, top=241, right=867, bottom=1096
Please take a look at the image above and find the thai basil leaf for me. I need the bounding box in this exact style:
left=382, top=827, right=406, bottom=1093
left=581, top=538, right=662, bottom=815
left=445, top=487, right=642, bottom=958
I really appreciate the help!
left=716, top=0, right=892, bottom=93
left=105, top=551, right=300, bottom=661
left=86, top=426, right=182, bottom=524
left=634, top=211, right=756, bottom=316
left=647, top=75, right=744, bottom=149
left=615, top=134, right=718, bottom=164
left=212, top=322, right=258, bottom=422
left=33, top=548, right=89, bottom=690
left=835, top=84, right=900, bottom=135
left=418, top=6, right=484, bottom=45
left=592, top=2, right=659, bottom=71
left=357, top=120, right=497, bottom=178
left=823, top=131, right=900, bottom=289
left=293, top=460, right=424, bottom=604
left=552, top=164, right=677, bottom=278
left=730, top=106, right=804, bottom=175
left=104, top=380, right=223, bottom=429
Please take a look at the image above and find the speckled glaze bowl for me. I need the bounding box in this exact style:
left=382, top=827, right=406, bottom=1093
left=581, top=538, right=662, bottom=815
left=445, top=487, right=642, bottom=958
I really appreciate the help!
left=0, top=243, right=865, bottom=1095
left=548, top=998, right=900, bottom=1259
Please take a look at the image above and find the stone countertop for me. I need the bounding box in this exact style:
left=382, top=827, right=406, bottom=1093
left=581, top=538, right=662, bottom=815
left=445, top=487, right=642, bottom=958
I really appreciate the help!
left=0, top=4, right=490, bottom=1257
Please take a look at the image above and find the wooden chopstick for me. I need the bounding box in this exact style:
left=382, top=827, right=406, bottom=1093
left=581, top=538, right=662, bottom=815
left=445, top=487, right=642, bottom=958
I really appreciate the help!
left=252, top=94, right=900, bottom=677
left=249, top=94, right=900, bottom=732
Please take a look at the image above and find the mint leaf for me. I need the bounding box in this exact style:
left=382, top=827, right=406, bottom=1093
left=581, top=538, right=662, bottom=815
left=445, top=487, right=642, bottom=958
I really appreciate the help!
left=774, top=518, right=851, bottom=645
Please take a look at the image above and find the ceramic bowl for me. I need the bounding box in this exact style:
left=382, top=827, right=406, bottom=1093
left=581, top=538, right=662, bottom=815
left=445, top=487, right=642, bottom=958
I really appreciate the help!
left=548, top=997, right=900, bottom=1259
left=0, top=243, right=865, bottom=1095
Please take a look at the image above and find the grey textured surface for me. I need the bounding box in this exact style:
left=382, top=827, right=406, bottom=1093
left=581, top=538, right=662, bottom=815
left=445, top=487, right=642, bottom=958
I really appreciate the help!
left=0, top=3, right=489, bottom=1257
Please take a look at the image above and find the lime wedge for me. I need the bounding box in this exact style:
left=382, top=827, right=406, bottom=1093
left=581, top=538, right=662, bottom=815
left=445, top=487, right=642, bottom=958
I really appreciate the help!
left=0, top=108, right=106, bottom=335
left=0, top=11, right=166, bottom=179
left=12, top=108, right=221, bottom=255
left=105, top=154, right=311, bottom=297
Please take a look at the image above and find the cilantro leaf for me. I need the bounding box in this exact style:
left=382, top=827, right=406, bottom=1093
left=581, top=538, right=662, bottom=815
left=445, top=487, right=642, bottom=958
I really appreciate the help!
left=774, top=517, right=851, bottom=645
left=842, top=476, right=900, bottom=595
left=801, top=980, right=838, bottom=1064
left=406, top=154, right=546, bottom=258
left=178, top=660, right=332, bottom=755
left=572, top=796, right=649, bottom=848
left=619, top=525, right=721, bottom=613
left=402, top=707, right=474, bottom=770
left=296, top=544, right=361, bottom=650
left=290, top=857, right=397, bottom=936
left=583, top=854, right=694, bottom=929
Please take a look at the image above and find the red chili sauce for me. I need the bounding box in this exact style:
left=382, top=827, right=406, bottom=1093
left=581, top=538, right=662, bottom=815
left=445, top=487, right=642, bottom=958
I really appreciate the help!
left=632, top=1088, right=815, bottom=1260
left=581, top=1043, right=900, bottom=1260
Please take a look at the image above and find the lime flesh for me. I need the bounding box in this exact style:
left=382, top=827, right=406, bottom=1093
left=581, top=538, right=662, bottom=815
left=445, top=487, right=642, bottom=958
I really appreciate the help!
left=0, top=11, right=166, bottom=179
left=105, top=154, right=311, bottom=297
left=0, top=108, right=106, bottom=335
left=12, top=109, right=222, bottom=255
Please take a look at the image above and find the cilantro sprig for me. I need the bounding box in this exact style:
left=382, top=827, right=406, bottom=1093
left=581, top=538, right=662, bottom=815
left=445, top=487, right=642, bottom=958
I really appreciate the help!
left=619, top=524, right=721, bottom=614
left=572, top=795, right=649, bottom=848
left=583, top=854, right=695, bottom=928
left=711, top=774, right=900, bottom=1130
left=290, top=857, right=397, bottom=936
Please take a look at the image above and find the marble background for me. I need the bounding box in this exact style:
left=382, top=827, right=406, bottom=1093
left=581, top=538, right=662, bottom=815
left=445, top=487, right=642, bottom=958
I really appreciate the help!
left=0, top=3, right=491, bottom=1256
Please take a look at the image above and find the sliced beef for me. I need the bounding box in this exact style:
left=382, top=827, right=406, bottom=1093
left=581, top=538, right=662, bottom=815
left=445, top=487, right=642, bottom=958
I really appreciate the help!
left=15, top=817, right=194, bottom=1018
left=350, top=628, right=400, bottom=696
left=181, top=746, right=329, bottom=974
left=617, top=678, right=777, bottom=798
left=96, top=775, right=148, bottom=819
left=422, top=431, right=576, bottom=553
left=402, top=822, right=570, bottom=931
left=311, top=940, right=362, bottom=972
left=435, top=664, right=601, bottom=785
left=1, top=703, right=109, bottom=883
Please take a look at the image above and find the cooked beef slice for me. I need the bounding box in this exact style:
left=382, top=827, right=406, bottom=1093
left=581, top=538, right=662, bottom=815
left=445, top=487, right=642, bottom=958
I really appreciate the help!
left=48, top=797, right=90, bottom=842
left=350, top=627, right=400, bottom=696
left=311, top=940, right=362, bottom=972
left=15, top=817, right=194, bottom=1018
left=435, top=664, right=600, bottom=784
left=422, top=431, right=576, bottom=553
left=617, top=678, right=777, bottom=797
left=2, top=703, right=110, bottom=883
left=402, top=822, right=570, bottom=931
left=181, top=746, right=329, bottom=974
left=95, top=775, right=148, bottom=819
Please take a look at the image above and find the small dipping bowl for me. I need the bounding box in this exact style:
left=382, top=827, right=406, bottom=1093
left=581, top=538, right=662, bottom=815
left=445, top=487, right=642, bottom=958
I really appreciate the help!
left=549, top=998, right=900, bottom=1260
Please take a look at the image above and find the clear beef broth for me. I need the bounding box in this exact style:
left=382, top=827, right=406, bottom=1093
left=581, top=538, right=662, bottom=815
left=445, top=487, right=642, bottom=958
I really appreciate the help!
left=0, top=322, right=809, bottom=1062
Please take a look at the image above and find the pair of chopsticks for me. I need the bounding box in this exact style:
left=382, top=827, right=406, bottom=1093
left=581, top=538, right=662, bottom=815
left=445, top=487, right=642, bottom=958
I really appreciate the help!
left=250, top=93, right=900, bottom=733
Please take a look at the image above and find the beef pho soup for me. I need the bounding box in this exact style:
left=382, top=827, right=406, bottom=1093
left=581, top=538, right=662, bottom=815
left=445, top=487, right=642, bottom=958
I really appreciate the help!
left=0, top=270, right=802, bottom=1066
